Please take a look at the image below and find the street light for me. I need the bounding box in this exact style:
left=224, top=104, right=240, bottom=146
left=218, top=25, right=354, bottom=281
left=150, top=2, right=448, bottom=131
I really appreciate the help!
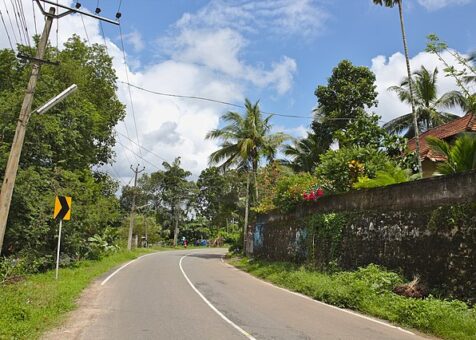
left=0, top=84, right=78, bottom=255
left=34, top=84, right=78, bottom=115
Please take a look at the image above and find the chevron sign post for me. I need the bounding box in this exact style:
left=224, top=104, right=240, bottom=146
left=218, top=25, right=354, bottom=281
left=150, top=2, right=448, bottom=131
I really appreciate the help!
left=53, top=196, right=71, bottom=279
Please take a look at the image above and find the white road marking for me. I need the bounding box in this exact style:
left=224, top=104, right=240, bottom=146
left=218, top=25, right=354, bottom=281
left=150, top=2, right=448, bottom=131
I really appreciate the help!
left=220, top=256, right=417, bottom=337
left=179, top=254, right=256, bottom=340
left=101, top=251, right=166, bottom=286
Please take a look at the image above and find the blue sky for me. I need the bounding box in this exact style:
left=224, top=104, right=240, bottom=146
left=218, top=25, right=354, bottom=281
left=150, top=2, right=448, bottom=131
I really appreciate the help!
left=1, top=0, right=475, bottom=181
left=111, top=0, right=475, bottom=122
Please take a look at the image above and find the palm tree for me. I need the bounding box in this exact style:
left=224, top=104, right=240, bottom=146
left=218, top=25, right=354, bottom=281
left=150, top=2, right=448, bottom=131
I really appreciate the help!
left=426, top=133, right=476, bottom=175
left=385, top=66, right=461, bottom=137
left=373, top=0, right=423, bottom=174
left=283, top=133, right=327, bottom=173
left=206, top=99, right=288, bottom=252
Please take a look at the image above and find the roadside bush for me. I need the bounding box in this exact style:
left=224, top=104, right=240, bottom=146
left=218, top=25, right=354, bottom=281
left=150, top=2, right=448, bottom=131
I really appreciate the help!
left=273, top=172, right=319, bottom=212
left=232, top=258, right=476, bottom=340
left=315, top=146, right=391, bottom=193
left=0, top=257, right=27, bottom=284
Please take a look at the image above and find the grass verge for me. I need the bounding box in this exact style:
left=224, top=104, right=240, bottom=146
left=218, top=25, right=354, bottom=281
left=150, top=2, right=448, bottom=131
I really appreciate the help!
left=0, top=247, right=181, bottom=339
left=230, top=257, right=476, bottom=340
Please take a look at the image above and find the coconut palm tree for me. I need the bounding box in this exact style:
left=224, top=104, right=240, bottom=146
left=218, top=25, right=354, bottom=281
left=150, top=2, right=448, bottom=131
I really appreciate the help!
left=283, top=133, right=327, bottom=173
left=373, top=0, right=422, bottom=174
left=206, top=99, right=288, bottom=252
left=385, top=66, right=461, bottom=137
left=426, top=133, right=476, bottom=175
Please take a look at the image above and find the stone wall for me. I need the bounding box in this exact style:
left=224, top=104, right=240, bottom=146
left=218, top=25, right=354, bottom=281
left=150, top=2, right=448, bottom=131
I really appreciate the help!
left=250, top=170, right=476, bottom=301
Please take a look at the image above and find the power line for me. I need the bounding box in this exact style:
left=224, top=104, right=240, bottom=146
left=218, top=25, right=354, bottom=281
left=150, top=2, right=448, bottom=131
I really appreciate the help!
left=55, top=0, right=59, bottom=52
left=10, top=0, right=25, bottom=46
left=118, top=23, right=143, bottom=157
left=32, top=0, right=37, bottom=36
left=116, top=132, right=133, bottom=165
left=2, top=0, right=18, bottom=46
left=116, top=129, right=167, bottom=162
left=15, top=0, right=31, bottom=47
left=116, top=137, right=160, bottom=171
left=0, top=8, right=14, bottom=49
left=16, top=0, right=30, bottom=47
left=117, top=81, right=313, bottom=119
left=118, top=81, right=391, bottom=123
left=79, top=14, right=90, bottom=46
left=109, top=164, right=128, bottom=186
left=92, top=5, right=139, bottom=165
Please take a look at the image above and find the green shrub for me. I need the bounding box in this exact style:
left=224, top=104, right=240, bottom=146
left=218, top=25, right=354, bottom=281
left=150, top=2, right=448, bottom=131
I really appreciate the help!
left=231, top=258, right=476, bottom=340
left=353, top=163, right=413, bottom=189
left=272, top=172, right=319, bottom=212
left=315, top=146, right=391, bottom=193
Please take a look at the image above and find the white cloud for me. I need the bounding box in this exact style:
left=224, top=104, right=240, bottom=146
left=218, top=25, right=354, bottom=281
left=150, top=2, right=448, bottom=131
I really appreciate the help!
left=417, top=0, right=472, bottom=10
left=176, top=0, right=328, bottom=39
left=371, top=50, right=469, bottom=124
left=121, top=29, right=145, bottom=53
left=0, top=0, right=304, bottom=182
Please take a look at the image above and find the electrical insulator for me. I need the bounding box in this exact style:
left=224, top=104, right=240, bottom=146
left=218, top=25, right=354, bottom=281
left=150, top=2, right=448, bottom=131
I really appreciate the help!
left=116, top=12, right=122, bottom=19
left=75, top=2, right=81, bottom=9
left=95, top=7, right=101, bottom=14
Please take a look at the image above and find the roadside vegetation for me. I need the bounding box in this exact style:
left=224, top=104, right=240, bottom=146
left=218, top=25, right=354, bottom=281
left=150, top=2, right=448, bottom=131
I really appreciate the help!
left=0, top=1, right=475, bottom=337
left=0, top=248, right=173, bottom=340
left=230, top=257, right=476, bottom=340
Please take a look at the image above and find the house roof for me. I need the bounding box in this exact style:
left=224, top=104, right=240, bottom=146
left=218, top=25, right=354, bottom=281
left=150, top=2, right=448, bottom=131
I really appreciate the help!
left=407, top=113, right=476, bottom=161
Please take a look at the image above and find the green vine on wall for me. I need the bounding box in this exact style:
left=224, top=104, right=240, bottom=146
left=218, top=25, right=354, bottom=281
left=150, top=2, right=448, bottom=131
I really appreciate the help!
left=306, top=213, right=348, bottom=270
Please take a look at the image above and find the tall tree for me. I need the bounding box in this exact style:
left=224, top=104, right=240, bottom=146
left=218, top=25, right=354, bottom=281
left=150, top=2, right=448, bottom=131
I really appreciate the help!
left=385, top=66, right=461, bottom=137
left=283, top=132, right=327, bottom=173
left=426, top=34, right=476, bottom=113
left=206, top=99, right=288, bottom=252
left=314, top=60, right=378, bottom=132
left=373, top=0, right=423, bottom=174
left=141, top=158, right=194, bottom=246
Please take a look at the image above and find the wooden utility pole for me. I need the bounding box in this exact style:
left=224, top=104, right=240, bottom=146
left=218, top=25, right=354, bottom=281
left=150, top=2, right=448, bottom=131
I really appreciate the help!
left=0, top=1, right=119, bottom=255
left=0, top=7, right=55, bottom=254
left=128, top=164, right=145, bottom=250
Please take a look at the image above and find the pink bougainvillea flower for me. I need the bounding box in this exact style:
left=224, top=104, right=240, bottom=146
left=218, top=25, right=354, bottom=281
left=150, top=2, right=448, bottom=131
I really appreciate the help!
left=316, top=188, right=324, bottom=197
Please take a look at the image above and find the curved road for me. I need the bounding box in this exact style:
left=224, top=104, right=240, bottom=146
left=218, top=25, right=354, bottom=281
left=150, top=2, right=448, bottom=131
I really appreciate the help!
left=48, top=248, right=430, bottom=340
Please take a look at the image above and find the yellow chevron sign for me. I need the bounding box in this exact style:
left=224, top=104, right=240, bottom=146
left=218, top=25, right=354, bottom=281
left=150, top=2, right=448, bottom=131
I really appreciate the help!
left=54, top=196, right=71, bottom=221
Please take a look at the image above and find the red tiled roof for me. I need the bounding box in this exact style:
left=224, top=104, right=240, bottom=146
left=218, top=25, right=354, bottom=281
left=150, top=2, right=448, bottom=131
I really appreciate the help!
left=407, top=113, right=476, bottom=160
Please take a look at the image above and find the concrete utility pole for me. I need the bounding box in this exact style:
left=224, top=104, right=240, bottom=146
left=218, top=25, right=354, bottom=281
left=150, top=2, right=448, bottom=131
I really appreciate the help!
left=0, top=1, right=119, bottom=255
left=128, top=164, right=145, bottom=250
left=0, top=7, right=55, bottom=255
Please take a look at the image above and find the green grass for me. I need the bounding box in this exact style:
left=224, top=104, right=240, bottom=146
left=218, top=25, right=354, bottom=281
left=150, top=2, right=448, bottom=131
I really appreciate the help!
left=230, top=257, right=476, bottom=340
left=0, top=247, right=183, bottom=340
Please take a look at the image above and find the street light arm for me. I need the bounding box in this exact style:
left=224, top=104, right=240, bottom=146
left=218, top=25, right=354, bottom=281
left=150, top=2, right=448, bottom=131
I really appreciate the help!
left=33, top=84, right=78, bottom=115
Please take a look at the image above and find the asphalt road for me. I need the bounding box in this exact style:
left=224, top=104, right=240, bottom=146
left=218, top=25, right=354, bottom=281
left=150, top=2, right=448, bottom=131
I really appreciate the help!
left=49, top=248, right=430, bottom=340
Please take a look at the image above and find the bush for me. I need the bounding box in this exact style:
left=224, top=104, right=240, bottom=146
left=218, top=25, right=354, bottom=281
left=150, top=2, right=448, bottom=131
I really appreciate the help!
left=273, top=172, right=319, bottom=212
left=231, top=258, right=476, bottom=340
left=353, top=163, right=413, bottom=189
left=315, top=146, right=391, bottom=193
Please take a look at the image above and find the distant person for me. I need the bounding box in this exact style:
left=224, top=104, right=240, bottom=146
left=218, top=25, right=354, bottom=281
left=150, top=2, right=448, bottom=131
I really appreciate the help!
left=184, top=238, right=188, bottom=248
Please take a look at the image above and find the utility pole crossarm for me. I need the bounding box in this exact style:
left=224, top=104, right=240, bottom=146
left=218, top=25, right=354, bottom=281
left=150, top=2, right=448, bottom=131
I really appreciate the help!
left=34, top=0, right=120, bottom=25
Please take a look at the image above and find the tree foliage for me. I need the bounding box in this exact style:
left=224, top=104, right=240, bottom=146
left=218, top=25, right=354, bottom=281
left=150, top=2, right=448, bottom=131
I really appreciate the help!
left=426, top=134, right=476, bottom=175
left=315, top=147, right=392, bottom=193
left=196, top=167, right=242, bottom=229
left=314, top=60, right=378, bottom=132
left=0, top=37, right=124, bottom=261
left=385, top=66, right=461, bottom=137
